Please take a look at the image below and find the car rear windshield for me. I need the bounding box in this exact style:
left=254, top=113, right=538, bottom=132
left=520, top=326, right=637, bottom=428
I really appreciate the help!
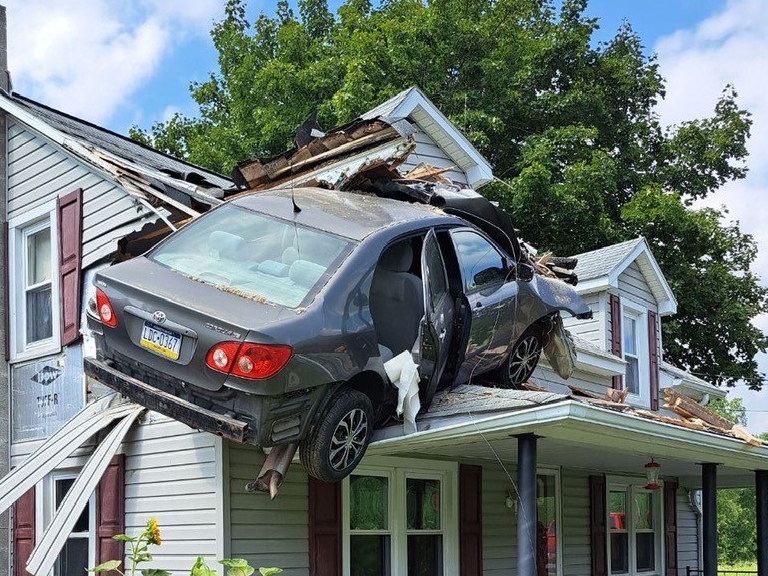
left=149, top=204, right=353, bottom=308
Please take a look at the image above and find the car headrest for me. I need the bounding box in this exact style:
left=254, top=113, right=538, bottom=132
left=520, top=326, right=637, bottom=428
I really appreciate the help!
left=282, top=246, right=300, bottom=264
left=378, top=242, right=413, bottom=272
left=289, top=260, right=325, bottom=288
left=209, top=231, right=248, bottom=261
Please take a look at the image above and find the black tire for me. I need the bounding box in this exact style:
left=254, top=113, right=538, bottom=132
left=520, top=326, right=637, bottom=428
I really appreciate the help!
left=498, top=325, right=543, bottom=388
left=300, top=388, right=374, bottom=482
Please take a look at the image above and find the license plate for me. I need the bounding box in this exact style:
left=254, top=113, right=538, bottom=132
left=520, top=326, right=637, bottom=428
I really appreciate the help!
left=140, top=321, right=182, bottom=360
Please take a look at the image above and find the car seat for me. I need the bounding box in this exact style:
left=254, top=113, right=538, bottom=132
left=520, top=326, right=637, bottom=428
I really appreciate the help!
left=370, top=240, right=424, bottom=362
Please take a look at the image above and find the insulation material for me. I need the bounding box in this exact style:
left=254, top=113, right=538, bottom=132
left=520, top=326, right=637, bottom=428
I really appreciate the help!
left=384, top=351, right=421, bottom=434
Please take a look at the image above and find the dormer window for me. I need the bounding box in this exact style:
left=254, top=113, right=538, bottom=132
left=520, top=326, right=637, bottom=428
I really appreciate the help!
left=623, top=314, right=640, bottom=395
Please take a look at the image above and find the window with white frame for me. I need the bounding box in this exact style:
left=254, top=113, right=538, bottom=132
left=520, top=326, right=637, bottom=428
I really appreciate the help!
left=622, top=313, right=640, bottom=395
left=343, top=460, right=458, bottom=576
left=44, top=473, right=95, bottom=576
left=10, top=207, right=60, bottom=359
left=621, top=301, right=648, bottom=402
left=608, top=481, right=660, bottom=576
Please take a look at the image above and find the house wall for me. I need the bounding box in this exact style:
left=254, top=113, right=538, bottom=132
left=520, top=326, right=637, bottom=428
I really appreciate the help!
left=0, top=107, right=10, bottom=576
left=7, top=120, right=151, bottom=267
left=562, top=292, right=603, bottom=346
left=226, top=445, right=309, bottom=575
left=618, top=263, right=657, bottom=310
left=677, top=487, right=699, bottom=574
left=399, top=128, right=469, bottom=186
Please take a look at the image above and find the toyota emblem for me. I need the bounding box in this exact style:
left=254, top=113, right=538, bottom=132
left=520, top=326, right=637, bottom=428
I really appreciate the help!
left=152, top=311, right=167, bottom=324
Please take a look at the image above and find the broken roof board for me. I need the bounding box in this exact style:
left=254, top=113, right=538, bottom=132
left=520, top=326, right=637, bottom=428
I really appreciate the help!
left=361, top=86, right=493, bottom=188
left=572, top=237, right=678, bottom=315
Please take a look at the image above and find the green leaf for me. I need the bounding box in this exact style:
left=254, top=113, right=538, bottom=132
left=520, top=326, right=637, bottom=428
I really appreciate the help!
left=112, top=535, right=135, bottom=542
left=88, top=560, right=122, bottom=572
left=190, top=557, right=218, bottom=576
left=142, top=570, right=171, bottom=576
left=219, top=560, right=249, bottom=569
left=258, top=569, right=282, bottom=576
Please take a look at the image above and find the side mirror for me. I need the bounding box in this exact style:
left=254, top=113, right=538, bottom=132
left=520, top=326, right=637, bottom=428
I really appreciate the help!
left=516, top=263, right=535, bottom=282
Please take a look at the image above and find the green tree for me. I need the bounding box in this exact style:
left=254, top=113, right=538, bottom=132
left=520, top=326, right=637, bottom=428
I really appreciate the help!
left=130, top=0, right=767, bottom=388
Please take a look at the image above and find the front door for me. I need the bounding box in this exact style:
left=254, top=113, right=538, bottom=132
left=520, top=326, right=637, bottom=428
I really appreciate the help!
left=418, top=229, right=454, bottom=409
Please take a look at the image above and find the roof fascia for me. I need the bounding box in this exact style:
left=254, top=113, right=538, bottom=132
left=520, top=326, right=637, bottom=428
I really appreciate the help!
left=383, top=87, right=493, bottom=188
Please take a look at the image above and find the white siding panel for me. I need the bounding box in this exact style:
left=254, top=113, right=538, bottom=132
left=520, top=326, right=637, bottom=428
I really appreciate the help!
left=677, top=487, right=699, bottom=575
left=399, top=128, right=468, bottom=185
left=618, top=263, right=656, bottom=309
left=123, top=419, right=218, bottom=575
left=563, top=293, right=602, bottom=346
left=561, top=469, right=591, bottom=576
left=7, top=121, right=149, bottom=266
left=227, top=444, right=309, bottom=576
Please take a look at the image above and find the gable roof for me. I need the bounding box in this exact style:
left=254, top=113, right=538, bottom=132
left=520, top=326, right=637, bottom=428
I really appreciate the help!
left=361, top=86, right=493, bottom=188
left=572, top=237, right=678, bottom=316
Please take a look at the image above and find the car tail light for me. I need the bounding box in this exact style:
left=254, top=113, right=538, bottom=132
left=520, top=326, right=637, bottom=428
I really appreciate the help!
left=206, top=342, right=292, bottom=380
left=95, top=289, right=117, bottom=327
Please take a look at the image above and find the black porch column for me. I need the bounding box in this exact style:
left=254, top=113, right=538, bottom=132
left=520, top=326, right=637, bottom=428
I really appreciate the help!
left=517, top=434, right=538, bottom=576
left=702, top=463, right=718, bottom=576
left=756, top=470, right=768, bottom=576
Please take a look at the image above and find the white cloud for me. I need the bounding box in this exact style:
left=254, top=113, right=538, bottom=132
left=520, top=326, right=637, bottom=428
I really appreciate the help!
left=4, top=0, right=222, bottom=124
left=653, top=0, right=768, bottom=431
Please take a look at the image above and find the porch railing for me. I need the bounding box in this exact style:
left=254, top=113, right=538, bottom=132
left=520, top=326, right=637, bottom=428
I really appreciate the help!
left=686, top=567, right=758, bottom=576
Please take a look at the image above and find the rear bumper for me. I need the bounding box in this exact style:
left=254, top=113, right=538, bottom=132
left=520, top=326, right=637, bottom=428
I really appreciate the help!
left=84, top=357, right=250, bottom=444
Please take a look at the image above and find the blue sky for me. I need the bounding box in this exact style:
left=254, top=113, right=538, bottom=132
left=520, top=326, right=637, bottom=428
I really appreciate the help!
left=6, top=0, right=768, bottom=429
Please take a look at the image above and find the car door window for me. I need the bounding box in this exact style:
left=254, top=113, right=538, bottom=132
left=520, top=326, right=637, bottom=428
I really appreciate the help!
left=424, top=232, right=449, bottom=313
left=452, top=230, right=506, bottom=292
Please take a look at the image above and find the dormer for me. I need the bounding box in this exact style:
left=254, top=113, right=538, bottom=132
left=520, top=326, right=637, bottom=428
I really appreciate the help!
left=563, top=238, right=679, bottom=409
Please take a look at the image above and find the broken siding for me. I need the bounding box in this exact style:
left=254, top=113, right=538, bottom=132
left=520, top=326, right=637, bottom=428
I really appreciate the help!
left=122, top=416, right=220, bottom=574
left=677, top=488, right=699, bottom=574
left=7, top=120, right=150, bottom=267
left=531, top=365, right=608, bottom=395
left=399, top=129, right=468, bottom=186
left=618, top=262, right=656, bottom=310
left=227, top=445, right=309, bottom=575
left=562, top=292, right=602, bottom=345
left=561, top=469, right=591, bottom=576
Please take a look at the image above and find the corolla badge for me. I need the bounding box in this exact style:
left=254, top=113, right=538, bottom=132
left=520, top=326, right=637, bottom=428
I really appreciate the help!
left=152, top=311, right=167, bottom=324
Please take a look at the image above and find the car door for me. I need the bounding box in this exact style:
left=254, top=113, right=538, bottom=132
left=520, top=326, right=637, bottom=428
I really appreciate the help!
left=450, top=228, right=518, bottom=380
left=418, top=229, right=455, bottom=409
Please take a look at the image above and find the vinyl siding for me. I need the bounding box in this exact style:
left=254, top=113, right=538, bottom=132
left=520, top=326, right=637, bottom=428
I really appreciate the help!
left=7, top=120, right=151, bottom=267
left=481, top=463, right=516, bottom=576
left=227, top=444, right=309, bottom=576
left=677, top=487, right=699, bottom=575
left=561, top=469, right=591, bottom=576
left=399, top=129, right=469, bottom=186
left=563, top=292, right=602, bottom=346
left=531, top=364, right=610, bottom=396
left=122, top=415, right=221, bottom=574
left=618, top=263, right=657, bottom=310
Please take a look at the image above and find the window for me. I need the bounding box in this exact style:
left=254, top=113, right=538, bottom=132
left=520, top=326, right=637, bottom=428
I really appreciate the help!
left=343, top=460, right=458, bottom=576
left=451, top=230, right=506, bottom=291
left=10, top=206, right=61, bottom=360
left=622, top=314, right=639, bottom=395
left=608, top=482, right=660, bottom=576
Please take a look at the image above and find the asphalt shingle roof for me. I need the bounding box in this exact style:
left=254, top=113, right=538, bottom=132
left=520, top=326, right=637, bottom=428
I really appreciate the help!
left=571, top=237, right=645, bottom=282
left=12, top=94, right=233, bottom=189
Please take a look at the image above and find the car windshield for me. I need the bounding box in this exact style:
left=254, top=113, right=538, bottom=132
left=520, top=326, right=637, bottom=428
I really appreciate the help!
left=149, top=204, right=353, bottom=308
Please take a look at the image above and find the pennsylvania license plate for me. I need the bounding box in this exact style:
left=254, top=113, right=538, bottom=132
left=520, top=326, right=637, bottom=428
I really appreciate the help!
left=140, top=321, right=182, bottom=360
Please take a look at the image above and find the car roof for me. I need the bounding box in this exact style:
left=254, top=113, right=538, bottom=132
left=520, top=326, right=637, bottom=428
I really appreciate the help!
left=231, top=186, right=450, bottom=240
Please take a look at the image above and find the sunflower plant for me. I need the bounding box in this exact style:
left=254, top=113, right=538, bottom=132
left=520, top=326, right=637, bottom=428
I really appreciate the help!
left=88, top=518, right=281, bottom=576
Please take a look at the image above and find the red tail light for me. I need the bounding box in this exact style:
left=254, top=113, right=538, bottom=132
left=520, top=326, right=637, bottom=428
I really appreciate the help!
left=206, top=342, right=292, bottom=380
left=95, top=289, right=117, bottom=327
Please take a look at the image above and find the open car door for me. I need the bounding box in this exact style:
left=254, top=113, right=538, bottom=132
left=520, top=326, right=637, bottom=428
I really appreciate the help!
left=418, top=229, right=455, bottom=410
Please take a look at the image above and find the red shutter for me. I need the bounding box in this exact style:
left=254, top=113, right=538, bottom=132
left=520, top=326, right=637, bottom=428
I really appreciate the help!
left=460, top=464, right=483, bottom=576
left=3, top=221, right=9, bottom=361
left=648, top=311, right=660, bottom=411
left=57, top=188, right=83, bottom=346
left=95, top=454, right=125, bottom=575
left=308, top=477, right=341, bottom=576
left=589, top=475, right=607, bottom=576
left=664, top=480, right=679, bottom=576
left=609, top=294, right=623, bottom=390
left=12, top=487, right=35, bottom=576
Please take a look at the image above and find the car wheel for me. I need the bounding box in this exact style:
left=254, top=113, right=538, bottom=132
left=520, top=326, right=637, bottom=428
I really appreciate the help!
left=499, top=325, right=543, bottom=388
left=300, top=388, right=374, bottom=482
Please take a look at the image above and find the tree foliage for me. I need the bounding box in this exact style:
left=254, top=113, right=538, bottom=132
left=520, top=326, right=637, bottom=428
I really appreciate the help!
left=130, top=0, right=768, bottom=388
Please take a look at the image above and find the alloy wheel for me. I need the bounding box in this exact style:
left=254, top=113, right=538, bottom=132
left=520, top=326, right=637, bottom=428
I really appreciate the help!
left=329, top=408, right=369, bottom=471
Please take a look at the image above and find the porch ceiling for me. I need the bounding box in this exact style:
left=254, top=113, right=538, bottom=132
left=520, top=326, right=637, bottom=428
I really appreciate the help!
left=369, top=399, right=768, bottom=489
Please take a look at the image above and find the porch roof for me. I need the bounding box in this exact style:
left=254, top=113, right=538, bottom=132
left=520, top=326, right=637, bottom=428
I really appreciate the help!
left=370, top=385, right=768, bottom=489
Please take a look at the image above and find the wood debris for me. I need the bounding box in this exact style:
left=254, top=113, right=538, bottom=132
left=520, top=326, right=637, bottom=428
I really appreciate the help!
left=663, top=389, right=734, bottom=430
left=605, top=388, right=629, bottom=403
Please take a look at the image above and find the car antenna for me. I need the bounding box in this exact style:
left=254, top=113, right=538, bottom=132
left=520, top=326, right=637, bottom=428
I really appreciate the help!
left=290, top=163, right=301, bottom=213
